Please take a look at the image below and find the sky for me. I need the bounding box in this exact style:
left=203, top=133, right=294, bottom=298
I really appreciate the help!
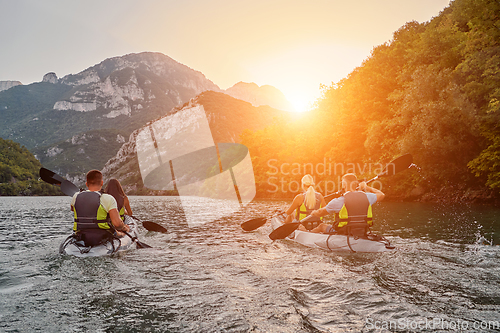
left=0, top=0, right=451, bottom=111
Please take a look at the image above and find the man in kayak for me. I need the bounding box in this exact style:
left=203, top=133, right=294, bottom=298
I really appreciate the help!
left=71, top=170, right=130, bottom=246
left=309, top=173, right=384, bottom=235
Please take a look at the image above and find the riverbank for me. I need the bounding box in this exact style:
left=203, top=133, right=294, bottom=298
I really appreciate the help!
left=8, top=183, right=500, bottom=206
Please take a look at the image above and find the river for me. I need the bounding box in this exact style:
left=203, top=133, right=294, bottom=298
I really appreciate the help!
left=0, top=196, right=499, bottom=332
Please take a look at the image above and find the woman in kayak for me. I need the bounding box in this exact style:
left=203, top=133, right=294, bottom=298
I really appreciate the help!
left=105, top=178, right=133, bottom=221
left=284, top=174, right=326, bottom=231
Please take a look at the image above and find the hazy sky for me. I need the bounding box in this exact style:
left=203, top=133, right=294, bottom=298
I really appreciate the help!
left=1, top=0, right=450, bottom=110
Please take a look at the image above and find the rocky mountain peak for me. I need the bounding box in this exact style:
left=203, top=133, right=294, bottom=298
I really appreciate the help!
left=42, top=72, right=58, bottom=84
left=52, top=52, right=221, bottom=118
left=0, top=80, right=22, bottom=92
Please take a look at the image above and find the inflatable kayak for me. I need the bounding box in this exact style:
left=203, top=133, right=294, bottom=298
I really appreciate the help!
left=270, top=214, right=395, bottom=253
left=59, top=216, right=139, bottom=257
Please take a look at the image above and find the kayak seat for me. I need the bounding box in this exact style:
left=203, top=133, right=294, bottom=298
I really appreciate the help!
left=345, top=215, right=369, bottom=238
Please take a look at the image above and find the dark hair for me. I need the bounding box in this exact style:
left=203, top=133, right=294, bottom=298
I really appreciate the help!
left=105, top=178, right=125, bottom=208
left=86, top=170, right=103, bottom=185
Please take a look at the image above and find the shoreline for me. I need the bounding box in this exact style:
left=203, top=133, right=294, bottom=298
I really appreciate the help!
left=4, top=183, right=500, bottom=206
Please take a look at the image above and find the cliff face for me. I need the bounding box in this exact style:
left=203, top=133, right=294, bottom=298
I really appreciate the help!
left=0, top=52, right=221, bottom=176
left=54, top=52, right=221, bottom=117
left=0, top=52, right=293, bottom=178
left=0, top=81, right=22, bottom=92
left=102, top=91, right=291, bottom=193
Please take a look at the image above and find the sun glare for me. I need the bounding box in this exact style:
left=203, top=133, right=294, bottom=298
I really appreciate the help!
left=287, top=95, right=312, bottom=113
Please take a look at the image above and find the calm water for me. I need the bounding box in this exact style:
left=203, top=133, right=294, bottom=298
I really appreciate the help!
left=1, top=196, right=500, bottom=332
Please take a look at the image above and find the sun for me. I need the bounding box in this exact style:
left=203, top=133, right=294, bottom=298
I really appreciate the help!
left=287, top=95, right=312, bottom=113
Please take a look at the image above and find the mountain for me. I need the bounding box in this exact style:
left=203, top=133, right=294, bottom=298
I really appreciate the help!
left=101, top=91, right=291, bottom=194
left=224, top=82, right=293, bottom=111
left=0, top=52, right=220, bottom=177
left=0, top=52, right=293, bottom=181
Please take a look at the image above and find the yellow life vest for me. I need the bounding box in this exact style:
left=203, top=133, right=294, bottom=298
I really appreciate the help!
left=296, top=192, right=323, bottom=230
left=335, top=191, right=373, bottom=229
left=119, top=206, right=125, bottom=221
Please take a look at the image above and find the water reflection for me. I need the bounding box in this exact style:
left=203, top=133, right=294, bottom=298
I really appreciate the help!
left=0, top=197, right=499, bottom=332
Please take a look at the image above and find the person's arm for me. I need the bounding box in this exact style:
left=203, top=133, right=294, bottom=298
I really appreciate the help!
left=359, top=182, right=385, bottom=202
left=310, top=207, right=329, bottom=218
left=284, top=194, right=303, bottom=223
left=70, top=193, right=77, bottom=212
left=109, top=208, right=130, bottom=232
left=311, top=196, right=343, bottom=217
left=124, top=196, right=133, bottom=216
left=319, top=194, right=326, bottom=208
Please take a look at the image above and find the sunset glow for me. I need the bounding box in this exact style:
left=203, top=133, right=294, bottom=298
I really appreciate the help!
left=1, top=0, right=450, bottom=108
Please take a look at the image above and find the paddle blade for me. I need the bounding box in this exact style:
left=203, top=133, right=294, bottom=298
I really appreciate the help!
left=136, top=240, right=153, bottom=249
left=269, top=222, right=301, bottom=241
left=61, top=180, right=80, bottom=196
left=39, top=167, right=65, bottom=185
left=241, top=217, right=267, bottom=231
left=383, top=154, right=413, bottom=176
left=143, top=221, right=168, bottom=233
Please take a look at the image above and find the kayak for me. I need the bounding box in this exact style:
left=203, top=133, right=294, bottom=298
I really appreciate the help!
left=59, top=216, right=139, bottom=257
left=270, top=214, right=395, bottom=253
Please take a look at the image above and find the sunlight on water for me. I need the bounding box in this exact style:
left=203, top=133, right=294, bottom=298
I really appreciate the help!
left=0, top=196, right=499, bottom=332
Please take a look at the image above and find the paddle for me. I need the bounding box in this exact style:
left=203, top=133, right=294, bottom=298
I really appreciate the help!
left=241, top=217, right=267, bottom=232
left=270, top=154, right=413, bottom=240
left=269, top=216, right=315, bottom=241
left=39, top=167, right=65, bottom=185
left=130, top=215, right=168, bottom=233
left=122, top=230, right=152, bottom=249
left=241, top=212, right=284, bottom=232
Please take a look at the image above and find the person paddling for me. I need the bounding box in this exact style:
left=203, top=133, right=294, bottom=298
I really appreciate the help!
left=284, top=174, right=326, bottom=231
left=104, top=178, right=133, bottom=221
left=309, top=173, right=384, bottom=235
left=71, top=170, right=130, bottom=246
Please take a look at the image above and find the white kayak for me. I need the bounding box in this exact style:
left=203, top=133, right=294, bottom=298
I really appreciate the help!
left=59, top=216, right=139, bottom=257
left=270, top=214, right=395, bottom=253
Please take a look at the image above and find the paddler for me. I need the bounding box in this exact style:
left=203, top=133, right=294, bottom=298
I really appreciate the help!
left=71, top=170, right=130, bottom=246
left=309, top=173, right=384, bottom=235
left=104, top=178, right=133, bottom=221
left=284, top=174, right=326, bottom=231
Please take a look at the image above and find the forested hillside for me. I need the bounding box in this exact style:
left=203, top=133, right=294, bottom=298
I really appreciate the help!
left=242, top=0, right=500, bottom=203
left=0, top=138, right=61, bottom=196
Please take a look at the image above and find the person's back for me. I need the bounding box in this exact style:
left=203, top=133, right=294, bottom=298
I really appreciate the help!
left=296, top=191, right=324, bottom=230
left=104, top=178, right=133, bottom=221
left=284, top=174, right=326, bottom=230
left=71, top=170, right=130, bottom=246
left=309, top=173, right=384, bottom=235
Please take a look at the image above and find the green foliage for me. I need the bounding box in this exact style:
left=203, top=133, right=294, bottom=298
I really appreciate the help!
left=0, top=138, right=63, bottom=196
left=242, top=0, right=500, bottom=199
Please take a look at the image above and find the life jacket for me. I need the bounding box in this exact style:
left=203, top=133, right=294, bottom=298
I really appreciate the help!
left=73, top=191, right=112, bottom=232
left=296, top=192, right=323, bottom=230
left=334, top=191, right=373, bottom=235
left=113, top=195, right=125, bottom=221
